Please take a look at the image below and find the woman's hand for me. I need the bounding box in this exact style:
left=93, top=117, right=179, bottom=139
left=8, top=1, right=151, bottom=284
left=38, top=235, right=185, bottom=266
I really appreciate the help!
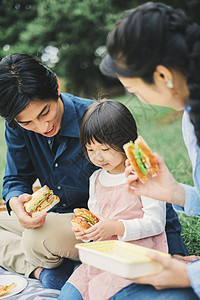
left=74, top=216, right=124, bottom=242
left=9, top=194, right=47, bottom=229
left=173, top=254, right=200, bottom=264
left=134, top=252, right=191, bottom=289
left=125, top=153, right=185, bottom=207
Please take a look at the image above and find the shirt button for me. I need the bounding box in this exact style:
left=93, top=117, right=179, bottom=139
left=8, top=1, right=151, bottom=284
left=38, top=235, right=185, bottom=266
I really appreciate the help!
left=63, top=204, right=66, bottom=207
left=57, top=186, right=61, bottom=190
left=48, top=140, right=52, bottom=144
left=55, top=163, right=59, bottom=168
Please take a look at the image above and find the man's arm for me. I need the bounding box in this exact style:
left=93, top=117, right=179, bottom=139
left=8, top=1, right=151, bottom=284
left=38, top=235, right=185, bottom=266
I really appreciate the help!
left=3, top=121, right=37, bottom=212
left=165, top=203, right=188, bottom=255
left=2, top=122, right=47, bottom=228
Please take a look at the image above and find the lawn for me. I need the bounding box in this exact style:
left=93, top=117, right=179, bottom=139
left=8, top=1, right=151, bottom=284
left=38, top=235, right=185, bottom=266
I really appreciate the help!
left=0, top=94, right=199, bottom=255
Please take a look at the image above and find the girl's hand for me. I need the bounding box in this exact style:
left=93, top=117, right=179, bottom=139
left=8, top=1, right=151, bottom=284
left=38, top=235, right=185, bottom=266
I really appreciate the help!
left=9, top=194, right=47, bottom=229
left=134, top=252, right=191, bottom=289
left=125, top=154, right=185, bottom=207
left=71, top=226, right=89, bottom=241
left=82, top=216, right=124, bottom=241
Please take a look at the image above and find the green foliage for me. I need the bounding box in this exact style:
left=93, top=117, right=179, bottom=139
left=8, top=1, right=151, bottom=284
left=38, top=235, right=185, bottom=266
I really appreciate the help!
left=0, top=0, right=38, bottom=57
left=1, top=0, right=199, bottom=96
left=12, top=0, right=130, bottom=96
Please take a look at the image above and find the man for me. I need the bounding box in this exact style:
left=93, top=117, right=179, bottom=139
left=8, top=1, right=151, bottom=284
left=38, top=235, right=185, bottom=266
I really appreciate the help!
left=0, top=54, right=188, bottom=290
left=0, top=53, right=96, bottom=289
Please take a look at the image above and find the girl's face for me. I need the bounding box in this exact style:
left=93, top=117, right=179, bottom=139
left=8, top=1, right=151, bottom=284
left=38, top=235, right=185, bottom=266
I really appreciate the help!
left=86, top=140, right=125, bottom=174
left=15, top=97, right=64, bottom=137
left=118, top=69, right=189, bottom=111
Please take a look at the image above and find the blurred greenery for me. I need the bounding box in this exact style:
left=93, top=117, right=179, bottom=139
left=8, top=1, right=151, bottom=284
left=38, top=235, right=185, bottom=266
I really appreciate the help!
left=0, top=0, right=200, bottom=96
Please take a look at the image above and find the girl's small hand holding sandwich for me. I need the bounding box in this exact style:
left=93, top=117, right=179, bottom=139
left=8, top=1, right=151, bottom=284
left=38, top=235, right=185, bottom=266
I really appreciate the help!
left=71, top=208, right=124, bottom=241
left=83, top=216, right=125, bottom=241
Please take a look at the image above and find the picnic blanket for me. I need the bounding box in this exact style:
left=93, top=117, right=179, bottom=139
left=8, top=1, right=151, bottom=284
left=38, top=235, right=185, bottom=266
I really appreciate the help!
left=0, top=267, right=60, bottom=299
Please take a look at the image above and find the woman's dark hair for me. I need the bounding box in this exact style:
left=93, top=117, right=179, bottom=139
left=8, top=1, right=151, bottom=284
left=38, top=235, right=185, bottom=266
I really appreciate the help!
left=0, top=53, right=58, bottom=128
left=100, top=2, right=200, bottom=145
left=79, top=99, right=138, bottom=158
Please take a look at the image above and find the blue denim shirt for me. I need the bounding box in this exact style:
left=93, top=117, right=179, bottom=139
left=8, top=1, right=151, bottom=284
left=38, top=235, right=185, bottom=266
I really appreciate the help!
left=174, top=111, right=200, bottom=216
left=174, top=111, right=200, bottom=297
left=3, top=93, right=96, bottom=213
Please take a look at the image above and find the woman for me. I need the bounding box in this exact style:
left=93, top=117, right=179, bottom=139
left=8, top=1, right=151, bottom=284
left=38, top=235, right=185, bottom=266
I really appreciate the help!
left=100, top=2, right=200, bottom=299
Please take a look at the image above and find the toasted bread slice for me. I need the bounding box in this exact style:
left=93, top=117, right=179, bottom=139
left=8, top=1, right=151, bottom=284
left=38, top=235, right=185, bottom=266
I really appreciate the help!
left=135, top=136, right=158, bottom=177
left=123, top=142, right=147, bottom=183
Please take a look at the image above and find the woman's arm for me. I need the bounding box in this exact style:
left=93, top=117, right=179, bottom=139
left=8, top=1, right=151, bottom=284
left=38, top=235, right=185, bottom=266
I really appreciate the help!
left=134, top=252, right=191, bottom=289
left=125, top=154, right=186, bottom=206
left=174, top=184, right=200, bottom=216
left=125, top=156, right=200, bottom=217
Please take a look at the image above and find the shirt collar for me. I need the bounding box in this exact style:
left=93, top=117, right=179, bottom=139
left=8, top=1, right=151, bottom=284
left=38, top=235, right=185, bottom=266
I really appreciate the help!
left=59, top=93, right=80, bottom=138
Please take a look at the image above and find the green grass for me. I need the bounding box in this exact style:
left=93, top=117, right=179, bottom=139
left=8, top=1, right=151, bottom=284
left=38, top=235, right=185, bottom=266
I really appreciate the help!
left=0, top=95, right=199, bottom=256
left=178, top=213, right=200, bottom=256
left=116, top=94, right=193, bottom=186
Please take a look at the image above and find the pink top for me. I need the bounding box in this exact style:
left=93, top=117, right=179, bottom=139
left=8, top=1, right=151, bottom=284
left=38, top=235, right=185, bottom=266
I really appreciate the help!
left=68, top=170, right=168, bottom=300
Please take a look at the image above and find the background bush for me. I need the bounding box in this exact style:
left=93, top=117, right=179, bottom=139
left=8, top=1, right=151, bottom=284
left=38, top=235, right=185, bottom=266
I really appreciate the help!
left=0, top=0, right=200, bottom=96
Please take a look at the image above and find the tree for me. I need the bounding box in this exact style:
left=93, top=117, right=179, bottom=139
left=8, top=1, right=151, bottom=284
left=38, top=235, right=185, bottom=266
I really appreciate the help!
left=0, top=0, right=37, bottom=58
left=11, top=0, right=132, bottom=96
left=1, top=0, right=200, bottom=97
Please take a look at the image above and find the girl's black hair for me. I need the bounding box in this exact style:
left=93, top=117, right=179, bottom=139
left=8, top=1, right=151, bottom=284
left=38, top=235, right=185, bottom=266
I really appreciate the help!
left=0, top=53, right=58, bottom=128
left=100, top=2, right=200, bottom=145
left=79, top=99, right=138, bottom=158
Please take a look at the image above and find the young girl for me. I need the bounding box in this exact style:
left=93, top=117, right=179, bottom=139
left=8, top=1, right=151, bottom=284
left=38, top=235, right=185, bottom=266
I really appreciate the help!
left=58, top=99, right=168, bottom=300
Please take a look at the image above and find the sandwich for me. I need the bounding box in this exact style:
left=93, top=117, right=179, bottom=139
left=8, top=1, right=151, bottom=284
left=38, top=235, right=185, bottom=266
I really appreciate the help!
left=0, top=283, right=16, bottom=297
left=0, top=199, right=6, bottom=212
left=24, top=185, right=60, bottom=217
left=70, top=208, right=99, bottom=231
left=123, top=136, right=158, bottom=183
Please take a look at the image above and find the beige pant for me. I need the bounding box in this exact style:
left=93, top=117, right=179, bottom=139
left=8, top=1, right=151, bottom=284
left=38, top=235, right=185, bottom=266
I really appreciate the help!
left=0, top=211, right=79, bottom=277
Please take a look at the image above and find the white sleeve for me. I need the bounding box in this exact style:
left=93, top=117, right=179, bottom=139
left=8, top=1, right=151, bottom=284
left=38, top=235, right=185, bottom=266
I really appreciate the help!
left=87, top=171, right=99, bottom=215
left=118, top=196, right=166, bottom=242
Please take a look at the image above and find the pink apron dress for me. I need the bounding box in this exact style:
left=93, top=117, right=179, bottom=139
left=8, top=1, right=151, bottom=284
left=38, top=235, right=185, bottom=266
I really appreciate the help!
left=68, top=170, right=168, bottom=300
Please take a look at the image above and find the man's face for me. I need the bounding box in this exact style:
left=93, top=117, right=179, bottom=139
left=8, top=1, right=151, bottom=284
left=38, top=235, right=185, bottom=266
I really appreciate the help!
left=15, top=97, right=64, bottom=136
